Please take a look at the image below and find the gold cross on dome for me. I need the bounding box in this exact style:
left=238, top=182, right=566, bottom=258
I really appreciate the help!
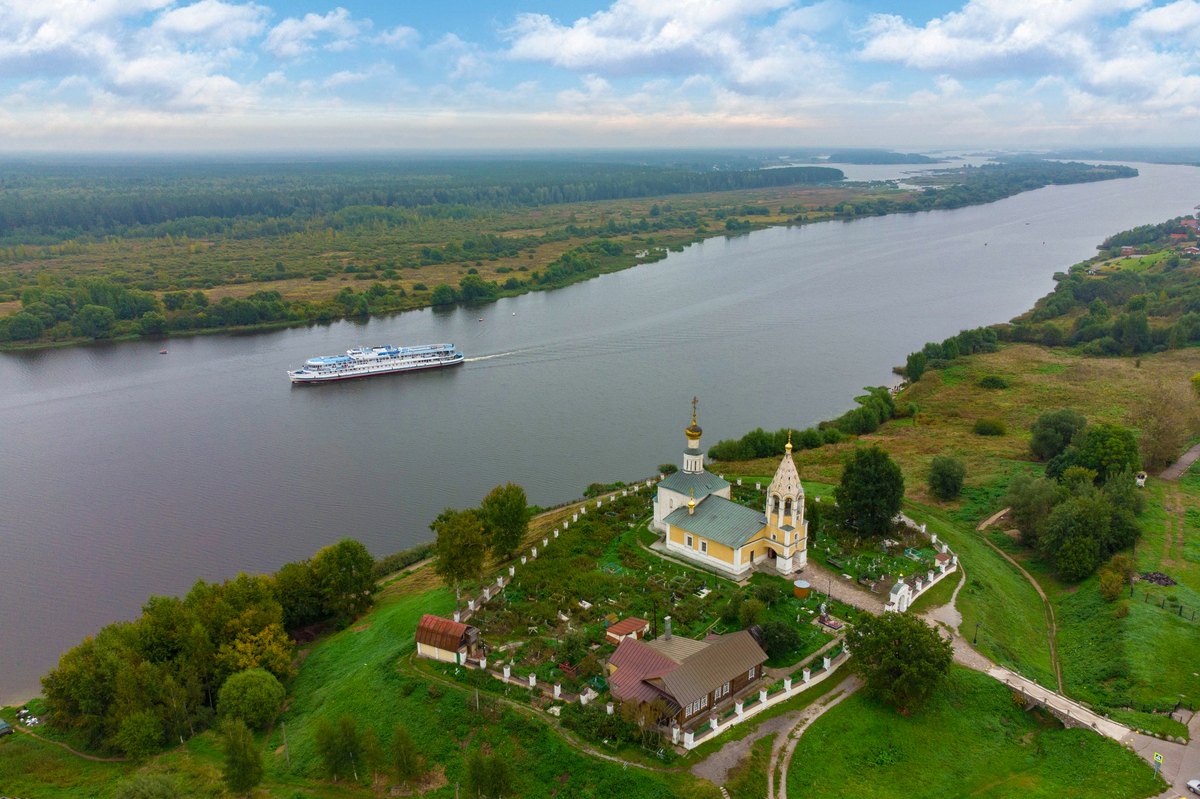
left=692, top=396, right=698, bottom=421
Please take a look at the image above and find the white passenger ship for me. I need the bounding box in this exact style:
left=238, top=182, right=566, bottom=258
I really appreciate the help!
left=288, top=343, right=464, bottom=383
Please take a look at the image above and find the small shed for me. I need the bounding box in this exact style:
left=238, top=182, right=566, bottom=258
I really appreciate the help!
left=603, top=612, right=620, bottom=628
left=415, top=614, right=479, bottom=664
left=605, top=617, right=650, bottom=645
left=793, top=579, right=811, bottom=599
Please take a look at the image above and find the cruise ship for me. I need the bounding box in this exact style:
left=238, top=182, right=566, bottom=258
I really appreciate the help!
left=288, top=343, right=464, bottom=383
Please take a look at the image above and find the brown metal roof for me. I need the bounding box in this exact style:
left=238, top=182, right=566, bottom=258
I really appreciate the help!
left=653, top=630, right=767, bottom=707
left=608, top=638, right=680, bottom=708
left=644, top=634, right=709, bottom=663
left=606, top=617, right=650, bottom=638
left=415, top=614, right=472, bottom=651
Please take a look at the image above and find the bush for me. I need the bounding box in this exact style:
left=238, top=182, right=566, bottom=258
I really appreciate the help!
left=927, top=456, right=966, bottom=500
left=1029, top=409, right=1087, bottom=461
left=760, top=620, right=801, bottom=660
left=371, top=542, right=436, bottom=578
left=739, top=598, right=765, bottom=628
left=1098, top=570, right=1125, bottom=601
left=973, top=418, right=1007, bottom=436
left=978, top=375, right=1008, bottom=389
left=218, top=668, right=286, bottom=730
left=113, top=774, right=182, bottom=799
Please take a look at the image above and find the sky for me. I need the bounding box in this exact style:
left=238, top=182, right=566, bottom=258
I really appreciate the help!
left=1, top=0, right=1199, bottom=152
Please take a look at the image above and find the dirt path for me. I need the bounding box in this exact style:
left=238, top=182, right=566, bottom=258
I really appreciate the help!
left=8, top=722, right=128, bottom=762
left=769, top=675, right=862, bottom=799
left=1162, top=483, right=1186, bottom=567
left=976, top=509, right=1063, bottom=693
left=798, top=561, right=887, bottom=615
left=1159, top=442, right=1200, bottom=481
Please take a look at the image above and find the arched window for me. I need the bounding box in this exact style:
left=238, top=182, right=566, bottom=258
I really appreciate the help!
left=783, top=497, right=793, bottom=517
left=772, top=496, right=780, bottom=514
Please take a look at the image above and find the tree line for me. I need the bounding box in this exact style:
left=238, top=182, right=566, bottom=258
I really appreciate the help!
left=1005, top=409, right=1145, bottom=581
left=0, top=161, right=844, bottom=244
left=42, top=538, right=375, bottom=757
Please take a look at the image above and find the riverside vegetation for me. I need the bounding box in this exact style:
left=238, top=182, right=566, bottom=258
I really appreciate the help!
left=1, top=215, right=1186, bottom=799
left=0, top=159, right=1134, bottom=348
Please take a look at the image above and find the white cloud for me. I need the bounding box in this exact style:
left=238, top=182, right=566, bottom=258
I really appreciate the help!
left=505, top=0, right=844, bottom=90
left=375, top=25, right=419, bottom=48
left=263, top=7, right=367, bottom=59
left=322, top=69, right=366, bottom=89
left=1130, top=0, right=1200, bottom=33
left=154, top=0, right=269, bottom=45
left=428, top=33, right=491, bottom=81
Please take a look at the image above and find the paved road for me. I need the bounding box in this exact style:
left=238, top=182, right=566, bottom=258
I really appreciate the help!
left=1160, top=443, right=1200, bottom=481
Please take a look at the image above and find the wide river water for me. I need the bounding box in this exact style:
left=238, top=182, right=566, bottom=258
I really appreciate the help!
left=2, top=162, right=1197, bottom=701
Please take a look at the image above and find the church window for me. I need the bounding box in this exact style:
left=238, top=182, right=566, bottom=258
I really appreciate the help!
left=772, top=496, right=779, bottom=513
left=771, top=534, right=776, bottom=542
left=784, top=498, right=792, bottom=516
left=700, top=540, right=707, bottom=554
left=686, top=535, right=693, bottom=548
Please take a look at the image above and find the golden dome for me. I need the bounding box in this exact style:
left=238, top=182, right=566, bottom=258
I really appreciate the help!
left=686, top=396, right=702, bottom=440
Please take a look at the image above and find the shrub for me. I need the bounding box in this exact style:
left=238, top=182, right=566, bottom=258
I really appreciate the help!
left=1029, top=409, right=1087, bottom=461
left=973, top=418, right=1007, bottom=436
left=1113, top=604, right=1130, bottom=619
left=412, top=283, right=428, bottom=291
left=113, top=774, right=182, bottom=799
left=1098, top=569, right=1125, bottom=601
left=978, top=375, right=1008, bottom=389
left=927, top=456, right=966, bottom=500
left=218, top=668, right=286, bottom=730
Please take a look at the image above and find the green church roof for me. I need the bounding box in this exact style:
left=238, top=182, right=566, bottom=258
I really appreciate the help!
left=664, top=495, right=766, bottom=549
left=658, top=470, right=730, bottom=498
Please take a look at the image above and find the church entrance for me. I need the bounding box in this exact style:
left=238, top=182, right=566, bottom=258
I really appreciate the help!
left=766, top=548, right=776, bottom=561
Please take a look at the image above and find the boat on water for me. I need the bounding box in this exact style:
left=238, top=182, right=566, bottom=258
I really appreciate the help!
left=287, top=343, right=464, bottom=384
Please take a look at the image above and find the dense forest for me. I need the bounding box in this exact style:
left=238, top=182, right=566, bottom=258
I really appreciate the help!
left=0, top=162, right=843, bottom=244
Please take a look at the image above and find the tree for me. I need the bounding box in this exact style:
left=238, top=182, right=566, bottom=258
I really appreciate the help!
left=74, top=304, right=117, bottom=338
left=1029, top=409, right=1087, bottom=461
left=432, top=508, right=486, bottom=612
left=479, top=483, right=530, bottom=561
left=1077, top=423, right=1140, bottom=483
left=115, top=709, right=162, bottom=761
left=850, top=611, right=953, bottom=711
left=430, top=283, right=458, bottom=305
left=273, top=559, right=324, bottom=631
left=464, top=749, right=516, bottom=798
left=217, top=668, right=285, bottom=730
left=1135, top=381, right=1199, bottom=471
left=1040, top=496, right=1108, bottom=581
left=834, top=447, right=905, bottom=537
left=316, top=714, right=367, bottom=782
left=392, top=722, right=421, bottom=790
left=905, top=351, right=927, bottom=382
left=220, top=718, right=263, bottom=796
left=459, top=274, right=497, bottom=303
left=760, top=620, right=801, bottom=660
left=927, top=456, right=965, bottom=500
left=738, top=598, right=765, bottom=628
left=311, top=538, right=376, bottom=619
left=138, top=311, right=168, bottom=335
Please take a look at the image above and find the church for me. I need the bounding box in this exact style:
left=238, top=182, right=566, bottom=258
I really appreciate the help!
left=652, top=402, right=808, bottom=578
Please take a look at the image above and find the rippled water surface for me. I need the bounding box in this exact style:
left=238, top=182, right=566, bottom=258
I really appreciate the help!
left=2, top=162, right=1197, bottom=700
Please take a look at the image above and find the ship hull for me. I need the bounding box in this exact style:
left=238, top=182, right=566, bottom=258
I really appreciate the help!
left=288, top=353, right=464, bottom=383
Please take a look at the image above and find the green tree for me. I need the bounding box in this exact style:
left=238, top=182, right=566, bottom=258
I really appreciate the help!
left=1077, top=423, right=1140, bottom=483
left=1040, top=495, right=1108, bottom=581
left=112, top=773, right=182, bottom=799
left=74, top=304, right=117, bottom=338
left=463, top=749, right=516, bottom=798
left=272, top=559, right=324, bottom=630
left=115, top=709, right=162, bottom=761
left=311, top=538, right=376, bottom=620
left=479, top=482, right=530, bottom=561
left=834, top=446, right=905, bottom=537
left=432, top=508, right=486, bottom=613
left=138, top=311, right=168, bottom=335
left=926, top=456, right=965, bottom=500
left=850, top=611, right=953, bottom=711
left=1029, top=409, right=1087, bottom=461
left=738, top=598, right=765, bottom=628
left=760, top=620, right=801, bottom=660
left=458, top=274, right=497, bottom=302
left=316, top=714, right=366, bottom=782
left=430, top=283, right=458, bottom=305
left=217, top=668, right=285, bottom=730
left=392, top=722, right=421, bottom=790
left=905, top=351, right=927, bottom=382
left=220, top=718, right=263, bottom=796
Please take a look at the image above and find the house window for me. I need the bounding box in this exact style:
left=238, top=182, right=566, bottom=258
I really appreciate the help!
left=723, top=681, right=729, bottom=696
left=686, top=535, right=693, bottom=548
left=700, top=540, right=708, bottom=554
left=748, top=666, right=756, bottom=679
left=701, top=695, right=708, bottom=709
left=686, top=702, right=694, bottom=717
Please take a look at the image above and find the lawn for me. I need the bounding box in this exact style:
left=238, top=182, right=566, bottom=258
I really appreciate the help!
left=785, top=666, right=1164, bottom=799
left=725, top=732, right=775, bottom=799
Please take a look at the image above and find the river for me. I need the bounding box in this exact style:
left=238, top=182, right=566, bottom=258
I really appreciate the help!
left=1, top=161, right=1196, bottom=702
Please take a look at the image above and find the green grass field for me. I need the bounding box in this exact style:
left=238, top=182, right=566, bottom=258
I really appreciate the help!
left=785, top=667, right=1164, bottom=799
left=725, top=732, right=775, bottom=799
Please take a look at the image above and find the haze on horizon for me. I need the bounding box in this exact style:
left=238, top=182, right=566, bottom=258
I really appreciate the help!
left=1, top=0, right=1198, bottom=152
